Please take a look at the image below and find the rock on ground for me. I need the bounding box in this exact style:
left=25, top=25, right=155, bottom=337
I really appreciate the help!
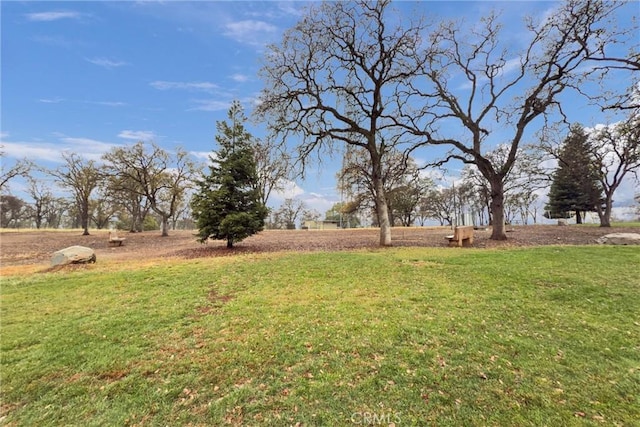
left=51, top=246, right=97, bottom=266
left=596, top=233, right=640, bottom=245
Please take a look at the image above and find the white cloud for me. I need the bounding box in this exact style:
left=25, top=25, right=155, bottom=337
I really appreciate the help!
left=268, top=180, right=339, bottom=215
left=272, top=179, right=305, bottom=200
left=189, top=151, right=216, bottom=161
left=85, top=57, right=128, bottom=69
left=501, top=57, right=523, bottom=75
left=150, top=80, right=219, bottom=92
left=276, top=2, right=306, bottom=17
left=59, top=137, right=120, bottom=161
left=1, top=142, right=60, bottom=161
left=611, top=175, right=638, bottom=207
left=37, top=98, right=126, bottom=107
left=539, top=158, right=558, bottom=173
left=25, top=11, right=82, bottom=22
left=535, top=6, right=559, bottom=31
left=187, top=92, right=257, bottom=114
left=223, top=20, right=277, bottom=47
left=419, top=169, right=448, bottom=185
left=38, top=98, right=65, bottom=104
left=118, top=130, right=156, bottom=141
left=0, top=135, right=118, bottom=163
left=88, top=101, right=127, bottom=107
left=299, top=192, right=338, bottom=215
left=230, top=73, right=250, bottom=83
left=188, top=99, right=232, bottom=112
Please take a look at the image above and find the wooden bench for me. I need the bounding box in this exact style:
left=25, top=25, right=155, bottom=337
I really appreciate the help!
left=445, top=225, right=474, bottom=247
left=108, top=231, right=126, bottom=247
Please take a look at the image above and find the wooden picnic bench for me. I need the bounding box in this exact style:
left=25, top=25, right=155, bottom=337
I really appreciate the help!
left=108, top=231, right=126, bottom=247
left=445, top=225, right=474, bottom=247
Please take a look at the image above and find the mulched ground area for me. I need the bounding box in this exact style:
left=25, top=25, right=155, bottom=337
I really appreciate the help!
left=1, top=225, right=637, bottom=270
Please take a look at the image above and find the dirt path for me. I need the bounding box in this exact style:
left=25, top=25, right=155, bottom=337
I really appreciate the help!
left=2, top=225, right=637, bottom=273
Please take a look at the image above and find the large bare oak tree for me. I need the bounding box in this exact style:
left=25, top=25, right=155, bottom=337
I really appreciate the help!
left=257, top=0, right=427, bottom=246
left=399, top=0, right=629, bottom=239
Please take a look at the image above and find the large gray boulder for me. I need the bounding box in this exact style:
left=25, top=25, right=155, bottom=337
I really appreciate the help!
left=51, top=246, right=96, bottom=266
left=596, top=233, right=640, bottom=246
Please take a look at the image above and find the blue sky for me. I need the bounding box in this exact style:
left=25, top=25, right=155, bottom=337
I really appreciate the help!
left=1, top=1, right=637, bottom=218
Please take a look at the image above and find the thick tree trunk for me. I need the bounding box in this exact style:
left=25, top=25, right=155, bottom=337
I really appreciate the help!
left=372, top=180, right=392, bottom=246
left=575, top=210, right=583, bottom=224
left=489, top=179, right=507, bottom=240
left=35, top=212, right=42, bottom=229
left=161, top=215, right=169, bottom=237
left=387, top=206, right=395, bottom=228
left=81, top=206, right=90, bottom=236
left=371, top=153, right=392, bottom=246
left=375, top=189, right=392, bottom=246
left=131, top=205, right=138, bottom=233
left=596, top=196, right=612, bottom=227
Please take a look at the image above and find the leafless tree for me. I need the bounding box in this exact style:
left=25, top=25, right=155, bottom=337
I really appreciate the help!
left=418, top=188, right=456, bottom=227
left=257, top=0, right=428, bottom=246
left=272, top=198, right=307, bottom=230
left=398, top=0, right=629, bottom=239
left=25, top=177, right=58, bottom=229
left=169, top=193, right=192, bottom=230
left=459, top=167, right=493, bottom=226
left=49, top=152, right=102, bottom=235
left=89, top=187, right=120, bottom=230
left=338, top=146, right=424, bottom=227
left=253, top=137, right=292, bottom=206
left=0, top=150, right=31, bottom=192
left=575, top=11, right=639, bottom=112
left=102, top=142, right=197, bottom=237
left=588, top=113, right=640, bottom=227
left=462, top=145, right=547, bottom=225
left=387, top=177, right=431, bottom=227
left=103, top=171, right=151, bottom=232
left=301, top=208, right=321, bottom=224
left=43, top=197, right=69, bottom=229
left=0, top=195, right=29, bottom=228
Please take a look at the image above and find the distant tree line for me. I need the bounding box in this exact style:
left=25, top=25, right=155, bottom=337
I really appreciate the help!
left=1, top=106, right=638, bottom=236
left=0, top=104, right=286, bottom=244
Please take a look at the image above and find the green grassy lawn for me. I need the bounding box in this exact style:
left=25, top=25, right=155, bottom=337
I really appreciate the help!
left=2, top=246, right=639, bottom=426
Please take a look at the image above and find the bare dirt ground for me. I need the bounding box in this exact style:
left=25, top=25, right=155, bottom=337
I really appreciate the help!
left=1, top=225, right=637, bottom=274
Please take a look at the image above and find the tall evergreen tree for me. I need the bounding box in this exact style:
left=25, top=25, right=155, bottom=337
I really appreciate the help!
left=546, top=125, right=603, bottom=223
left=191, top=101, right=267, bottom=248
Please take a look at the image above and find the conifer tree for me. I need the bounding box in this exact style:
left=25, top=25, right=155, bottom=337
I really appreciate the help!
left=192, top=101, right=267, bottom=248
left=546, top=125, right=603, bottom=223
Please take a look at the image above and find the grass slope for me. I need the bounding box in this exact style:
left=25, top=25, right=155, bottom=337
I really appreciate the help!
left=2, top=246, right=639, bottom=426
